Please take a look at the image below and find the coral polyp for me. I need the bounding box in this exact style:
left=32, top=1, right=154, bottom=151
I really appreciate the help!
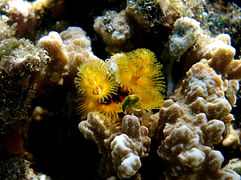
left=75, top=60, right=118, bottom=103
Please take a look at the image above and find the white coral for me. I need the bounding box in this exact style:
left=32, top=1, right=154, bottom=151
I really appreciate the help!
left=111, top=134, right=141, bottom=179
left=177, top=148, right=205, bottom=167
left=169, top=17, right=201, bottom=56
left=110, top=115, right=150, bottom=179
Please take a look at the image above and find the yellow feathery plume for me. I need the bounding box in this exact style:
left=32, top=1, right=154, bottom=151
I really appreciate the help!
left=133, top=88, right=165, bottom=111
left=75, top=95, right=97, bottom=116
left=74, top=60, right=121, bottom=119
left=75, top=60, right=118, bottom=102
left=75, top=49, right=166, bottom=120
left=112, top=48, right=165, bottom=92
left=111, top=48, right=166, bottom=111
left=95, top=101, right=122, bottom=119
left=76, top=93, right=121, bottom=119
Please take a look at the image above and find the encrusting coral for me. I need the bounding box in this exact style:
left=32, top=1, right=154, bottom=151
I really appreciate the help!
left=156, top=0, right=206, bottom=25
left=157, top=29, right=241, bottom=179
left=0, top=38, right=49, bottom=136
left=93, top=0, right=207, bottom=54
left=80, top=15, right=241, bottom=179
left=126, top=0, right=164, bottom=30
left=204, top=1, right=241, bottom=56
left=78, top=112, right=150, bottom=179
left=94, top=10, right=132, bottom=53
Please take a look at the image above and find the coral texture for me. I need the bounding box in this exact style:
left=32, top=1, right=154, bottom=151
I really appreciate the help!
left=126, top=0, right=163, bottom=30
left=38, top=27, right=101, bottom=89
left=78, top=113, right=150, bottom=179
left=135, top=109, right=160, bottom=138
left=157, top=33, right=241, bottom=179
left=94, top=10, right=132, bottom=53
left=38, top=30, right=68, bottom=86
left=60, top=27, right=101, bottom=77
left=225, top=158, right=241, bottom=175
left=222, top=125, right=240, bottom=149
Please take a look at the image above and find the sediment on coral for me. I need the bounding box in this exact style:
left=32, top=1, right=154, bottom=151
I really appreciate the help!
left=162, top=16, right=202, bottom=96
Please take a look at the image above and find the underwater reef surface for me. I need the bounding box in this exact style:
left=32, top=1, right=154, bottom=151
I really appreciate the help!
left=0, top=0, right=241, bottom=179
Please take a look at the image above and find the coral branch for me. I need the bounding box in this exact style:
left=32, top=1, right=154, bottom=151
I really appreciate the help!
left=78, top=113, right=150, bottom=179
left=157, top=33, right=241, bottom=179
